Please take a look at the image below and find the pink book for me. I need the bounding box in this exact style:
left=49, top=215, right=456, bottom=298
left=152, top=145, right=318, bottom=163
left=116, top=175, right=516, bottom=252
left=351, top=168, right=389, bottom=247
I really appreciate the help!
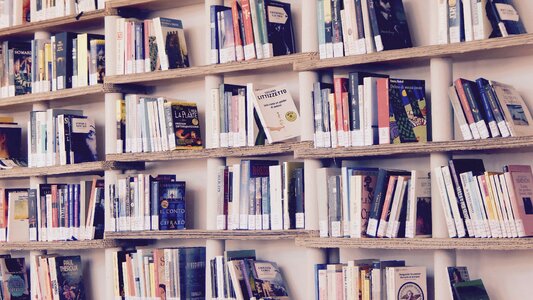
left=377, top=175, right=397, bottom=237
left=377, top=78, right=390, bottom=144
left=506, top=165, right=533, bottom=236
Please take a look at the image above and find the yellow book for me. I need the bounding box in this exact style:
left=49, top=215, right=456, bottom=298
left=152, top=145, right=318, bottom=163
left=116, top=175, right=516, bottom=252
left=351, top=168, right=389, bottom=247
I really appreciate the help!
left=149, top=262, right=156, bottom=297
left=0, top=117, right=14, bottom=123
left=44, top=43, right=51, bottom=84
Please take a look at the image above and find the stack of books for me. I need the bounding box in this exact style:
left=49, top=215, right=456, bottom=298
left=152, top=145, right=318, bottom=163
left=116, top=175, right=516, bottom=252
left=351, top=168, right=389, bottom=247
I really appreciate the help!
left=316, top=0, right=413, bottom=59
left=312, top=74, right=427, bottom=148
left=116, top=95, right=202, bottom=154
left=112, top=247, right=205, bottom=300
left=449, top=79, right=533, bottom=140
left=114, top=17, right=189, bottom=74
left=438, top=0, right=526, bottom=44
left=217, top=160, right=304, bottom=231
left=315, top=260, right=426, bottom=300
left=317, top=165, right=432, bottom=239
left=210, top=0, right=295, bottom=64
left=210, top=249, right=290, bottom=300
left=108, top=174, right=186, bottom=232
left=0, top=33, right=105, bottom=98
left=33, top=255, right=85, bottom=300
left=0, top=178, right=105, bottom=242
left=435, top=160, right=533, bottom=238
left=28, top=109, right=98, bottom=167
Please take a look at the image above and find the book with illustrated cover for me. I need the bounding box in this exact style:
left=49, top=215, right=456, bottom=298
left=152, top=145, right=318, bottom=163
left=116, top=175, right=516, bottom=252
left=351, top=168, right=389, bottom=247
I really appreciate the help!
left=54, top=256, right=85, bottom=300
left=89, top=39, right=105, bottom=85
left=169, top=102, right=203, bottom=149
left=265, top=0, right=295, bottom=56
left=178, top=247, right=206, bottom=300
left=153, top=17, right=189, bottom=71
left=388, top=79, right=427, bottom=143
left=158, top=181, right=186, bottom=230
left=388, top=266, right=427, bottom=300
left=12, top=43, right=31, bottom=96
left=6, top=189, right=29, bottom=243
left=454, top=279, right=490, bottom=300
left=0, top=126, right=21, bottom=160
left=490, top=81, right=533, bottom=137
left=486, top=0, right=526, bottom=37
left=368, top=0, right=412, bottom=51
left=251, top=260, right=289, bottom=299
left=69, top=117, right=98, bottom=164
left=447, top=266, right=470, bottom=300
left=252, top=85, right=301, bottom=144
left=1, top=257, right=29, bottom=300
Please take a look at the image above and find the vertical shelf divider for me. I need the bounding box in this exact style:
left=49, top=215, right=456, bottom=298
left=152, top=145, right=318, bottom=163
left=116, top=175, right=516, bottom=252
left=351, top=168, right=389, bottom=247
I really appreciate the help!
left=205, top=1, right=225, bottom=299
left=299, top=1, right=327, bottom=299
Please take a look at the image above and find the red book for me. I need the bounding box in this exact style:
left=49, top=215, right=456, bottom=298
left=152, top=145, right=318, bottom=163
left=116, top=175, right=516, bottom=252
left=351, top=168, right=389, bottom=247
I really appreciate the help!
left=376, top=78, right=390, bottom=144
left=454, top=79, right=475, bottom=126
left=240, top=0, right=256, bottom=60
left=377, top=175, right=397, bottom=237
left=334, top=78, right=348, bottom=146
left=231, top=0, right=245, bottom=61
left=0, top=189, right=5, bottom=230
left=51, top=185, right=59, bottom=232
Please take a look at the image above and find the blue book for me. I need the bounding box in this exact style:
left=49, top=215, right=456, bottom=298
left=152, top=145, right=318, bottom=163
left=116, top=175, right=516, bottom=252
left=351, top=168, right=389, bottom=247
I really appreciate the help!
left=179, top=247, right=206, bottom=299
left=476, top=78, right=509, bottom=137
left=210, top=5, right=227, bottom=64
left=448, top=0, right=465, bottom=43
left=487, top=0, right=526, bottom=37
left=158, top=181, right=186, bottom=230
left=474, top=79, right=500, bottom=137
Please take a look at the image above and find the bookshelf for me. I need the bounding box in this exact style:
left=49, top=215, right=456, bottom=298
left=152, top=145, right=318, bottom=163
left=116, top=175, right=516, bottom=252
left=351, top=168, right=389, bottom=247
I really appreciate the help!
left=0, top=0, right=531, bottom=299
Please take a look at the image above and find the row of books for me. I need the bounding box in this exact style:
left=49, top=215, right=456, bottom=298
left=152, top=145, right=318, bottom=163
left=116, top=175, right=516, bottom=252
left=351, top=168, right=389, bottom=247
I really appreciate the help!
left=315, top=260, right=426, bottom=300
left=438, top=0, right=526, bottom=44
left=0, top=179, right=105, bottom=242
left=115, top=17, right=189, bottom=75
left=108, top=174, right=186, bottom=232
left=447, top=266, right=490, bottom=300
left=0, top=0, right=102, bottom=28
left=33, top=255, right=86, bottom=300
left=210, top=249, right=289, bottom=300
left=209, top=83, right=301, bottom=148
left=435, top=160, right=533, bottom=238
left=449, top=79, right=533, bottom=141
left=316, top=0, right=412, bottom=59
left=28, top=109, right=98, bottom=167
left=318, top=165, right=432, bottom=239
left=312, top=74, right=428, bottom=148
left=116, top=95, right=202, bottom=154
left=0, top=33, right=105, bottom=98
left=210, top=0, right=295, bottom=64
left=112, top=247, right=205, bottom=300
left=216, top=160, right=304, bottom=231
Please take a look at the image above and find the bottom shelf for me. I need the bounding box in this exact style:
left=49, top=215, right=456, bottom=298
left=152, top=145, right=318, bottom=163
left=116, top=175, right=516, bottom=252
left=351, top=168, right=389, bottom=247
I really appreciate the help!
left=0, top=239, right=123, bottom=251
left=295, top=237, right=533, bottom=250
left=106, top=229, right=318, bottom=240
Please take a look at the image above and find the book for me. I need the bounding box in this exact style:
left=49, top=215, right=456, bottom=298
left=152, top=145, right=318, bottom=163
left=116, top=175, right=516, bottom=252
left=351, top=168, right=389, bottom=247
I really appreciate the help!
left=252, top=84, right=301, bottom=143
left=69, top=117, right=98, bottom=164
left=54, top=32, right=77, bottom=90
left=89, top=38, right=105, bottom=85
left=486, top=0, right=526, bottom=37
left=152, top=17, right=190, bottom=71
left=388, top=78, right=427, bottom=143
left=265, top=0, right=295, bottom=56
left=169, top=101, right=203, bottom=149
left=506, top=165, right=533, bottom=236
left=12, top=42, right=32, bottom=96
left=388, top=266, right=427, bottom=300
left=6, top=189, right=29, bottom=242
left=1, top=257, right=29, bottom=300
left=368, top=0, right=412, bottom=51
left=490, top=81, right=533, bottom=137
left=251, top=261, right=289, bottom=299
left=54, top=256, right=85, bottom=300
left=449, top=0, right=465, bottom=43
left=178, top=247, right=206, bottom=299
left=454, top=279, right=490, bottom=300
left=158, top=181, right=186, bottom=230
left=447, top=266, right=471, bottom=300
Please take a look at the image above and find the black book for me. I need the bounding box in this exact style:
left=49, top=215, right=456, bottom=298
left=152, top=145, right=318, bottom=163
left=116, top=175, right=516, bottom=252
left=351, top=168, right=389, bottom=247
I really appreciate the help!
left=179, top=247, right=206, bottom=300
left=1, top=257, right=29, bottom=300
left=486, top=0, right=526, bottom=37
left=28, top=189, right=38, bottom=241
left=11, top=42, right=32, bottom=96
left=55, top=256, right=85, bottom=300
left=454, top=279, right=490, bottom=300
left=68, top=116, right=98, bottom=164
left=93, top=179, right=105, bottom=239
left=294, top=167, right=304, bottom=229
left=265, top=0, right=296, bottom=56
left=150, top=175, right=176, bottom=230
left=368, top=0, right=412, bottom=51
left=0, top=126, right=22, bottom=160
left=55, top=32, right=77, bottom=90
left=330, top=0, right=343, bottom=52
left=170, top=102, right=203, bottom=149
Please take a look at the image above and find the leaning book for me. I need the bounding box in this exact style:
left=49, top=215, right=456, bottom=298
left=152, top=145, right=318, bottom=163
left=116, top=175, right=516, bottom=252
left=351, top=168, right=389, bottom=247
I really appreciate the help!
left=252, top=85, right=301, bottom=144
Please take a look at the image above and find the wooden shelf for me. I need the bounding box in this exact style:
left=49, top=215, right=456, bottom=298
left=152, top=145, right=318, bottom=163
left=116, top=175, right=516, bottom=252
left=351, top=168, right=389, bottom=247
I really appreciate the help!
left=107, top=0, right=204, bottom=10
left=294, top=136, right=533, bottom=159
left=296, top=237, right=533, bottom=250
left=105, top=53, right=313, bottom=86
left=0, top=161, right=143, bottom=179
left=106, top=141, right=310, bottom=162
left=0, top=239, right=123, bottom=251
left=294, top=34, right=533, bottom=71
left=0, top=9, right=113, bottom=40
left=0, top=85, right=114, bottom=108
left=106, top=229, right=318, bottom=240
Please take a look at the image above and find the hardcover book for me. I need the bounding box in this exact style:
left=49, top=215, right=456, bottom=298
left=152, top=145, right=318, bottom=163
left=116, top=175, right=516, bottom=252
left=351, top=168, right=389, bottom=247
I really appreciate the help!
left=265, top=0, right=295, bottom=56
left=158, top=181, right=186, bottom=230
left=54, top=256, right=85, bottom=300
left=252, top=85, right=301, bottom=143
left=169, top=101, right=203, bottom=149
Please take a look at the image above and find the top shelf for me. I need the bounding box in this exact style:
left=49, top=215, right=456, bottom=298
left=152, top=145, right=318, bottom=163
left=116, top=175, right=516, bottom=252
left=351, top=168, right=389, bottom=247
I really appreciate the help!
left=294, top=34, right=533, bottom=71
left=106, top=0, right=204, bottom=11
left=0, top=9, right=113, bottom=40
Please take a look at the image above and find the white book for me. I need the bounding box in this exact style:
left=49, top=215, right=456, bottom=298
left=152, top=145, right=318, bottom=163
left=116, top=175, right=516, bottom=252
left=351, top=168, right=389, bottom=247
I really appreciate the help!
left=349, top=175, right=363, bottom=238
left=249, top=0, right=264, bottom=59
left=470, top=174, right=491, bottom=237
left=216, top=166, right=226, bottom=230
left=448, top=86, right=474, bottom=140
left=246, top=83, right=259, bottom=147
left=157, top=98, right=169, bottom=151
left=270, top=165, right=283, bottom=230
left=363, top=77, right=378, bottom=146
left=434, top=167, right=458, bottom=238
left=489, top=175, right=510, bottom=238
left=208, top=89, right=220, bottom=149
left=387, top=177, right=408, bottom=238
left=231, top=164, right=241, bottom=230
left=473, top=0, right=491, bottom=40
left=341, top=164, right=356, bottom=237
left=477, top=175, right=502, bottom=237
left=463, top=0, right=474, bottom=42
left=460, top=172, right=484, bottom=237
left=405, top=171, right=431, bottom=238
left=498, top=174, right=519, bottom=237
left=237, top=89, right=247, bottom=147
left=503, top=172, right=526, bottom=237
left=361, top=0, right=375, bottom=53
left=441, top=166, right=467, bottom=237
left=437, top=0, right=449, bottom=44
left=340, top=10, right=349, bottom=55
left=7, top=190, right=30, bottom=242
left=318, top=168, right=339, bottom=237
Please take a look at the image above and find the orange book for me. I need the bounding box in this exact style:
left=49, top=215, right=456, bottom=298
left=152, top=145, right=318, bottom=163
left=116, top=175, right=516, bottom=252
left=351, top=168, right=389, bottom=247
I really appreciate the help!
left=240, top=0, right=257, bottom=60
left=377, top=175, right=397, bottom=237
left=125, top=254, right=135, bottom=297
left=231, top=0, right=245, bottom=61
left=334, top=78, right=348, bottom=146
left=154, top=249, right=165, bottom=298
left=377, top=78, right=390, bottom=144
left=51, top=185, right=59, bottom=233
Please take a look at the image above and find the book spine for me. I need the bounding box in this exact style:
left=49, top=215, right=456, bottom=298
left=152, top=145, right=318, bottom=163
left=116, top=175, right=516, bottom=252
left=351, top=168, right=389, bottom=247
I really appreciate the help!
left=295, top=169, right=305, bottom=229
left=434, top=167, right=458, bottom=238
left=477, top=78, right=510, bottom=137
left=449, top=162, right=475, bottom=237
left=241, top=0, right=257, bottom=60
left=216, top=167, right=227, bottom=230
left=248, top=178, right=256, bottom=230
left=331, top=0, right=344, bottom=57
left=503, top=171, right=526, bottom=237
left=448, top=86, right=474, bottom=140
left=239, top=161, right=250, bottom=229
left=449, top=0, right=465, bottom=43
left=116, top=18, right=125, bottom=75
left=323, top=0, right=334, bottom=58
left=376, top=78, right=389, bottom=144
left=441, top=166, right=467, bottom=237
left=438, top=0, right=449, bottom=44
left=232, top=1, right=245, bottom=61
left=313, top=83, right=324, bottom=148
left=461, top=172, right=487, bottom=237
left=210, top=6, right=220, bottom=64
left=328, top=93, right=338, bottom=148
left=462, top=80, right=490, bottom=139
left=255, top=177, right=262, bottom=230
left=463, top=0, right=474, bottom=41
left=257, top=0, right=271, bottom=58
left=134, top=22, right=145, bottom=73
left=454, top=80, right=481, bottom=139
left=317, top=0, right=326, bottom=59
left=249, top=0, right=264, bottom=59
left=333, top=78, right=346, bottom=147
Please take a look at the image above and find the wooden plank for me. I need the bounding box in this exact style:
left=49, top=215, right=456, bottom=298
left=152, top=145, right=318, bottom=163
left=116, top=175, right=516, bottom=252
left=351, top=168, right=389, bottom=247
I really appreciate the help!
left=0, top=239, right=123, bottom=251
left=107, top=141, right=311, bottom=162
left=0, top=161, right=143, bottom=179
left=295, top=237, right=533, bottom=250
left=0, top=9, right=112, bottom=39
left=0, top=85, right=110, bottom=108
left=107, top=0, right=204, bottom=10
left=106, top=230, right=318, bottom=240
left=294, top=136, right=533, bottom=159
left=294, top=34, right=533, bottom=71
left=105, top=53, right=313, bottom=85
